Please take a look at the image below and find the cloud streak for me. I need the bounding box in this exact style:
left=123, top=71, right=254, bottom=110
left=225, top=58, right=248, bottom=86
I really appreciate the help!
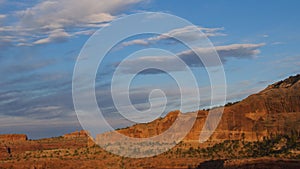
left=119, top=25, right=227, bottom=48
left=115, top=43, right=265, bottom=74
left=0, top=14, right=6, bottom=20
left=33, top=29, right=70, bottom=45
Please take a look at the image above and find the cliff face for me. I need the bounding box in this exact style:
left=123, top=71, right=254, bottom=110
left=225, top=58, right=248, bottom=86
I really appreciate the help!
left=0, top=134, right=28, bottom=142
left=0, top=134, right=28, bottom=159
left=63, top=130, right=89, bottom=138
left=212, top=74, right=300, bottom=141
left=106, top=74, right=300, bottom=142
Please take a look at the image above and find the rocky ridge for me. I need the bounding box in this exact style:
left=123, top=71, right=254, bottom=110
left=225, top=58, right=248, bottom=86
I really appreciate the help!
left=102, top=74, right=300, bottom=143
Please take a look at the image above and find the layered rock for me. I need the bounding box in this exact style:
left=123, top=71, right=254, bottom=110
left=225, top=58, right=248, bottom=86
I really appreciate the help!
left=98, top=74, right=300, bottom=143
left=63, top=130, right=89, bottom=138
left=212, top=74, right=300, bottom=141
left=0, top=134, right=28, bottom=142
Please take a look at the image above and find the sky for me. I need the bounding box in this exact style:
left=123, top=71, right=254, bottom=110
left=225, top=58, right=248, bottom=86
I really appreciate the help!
left=0, top=0, right=299, bottom=139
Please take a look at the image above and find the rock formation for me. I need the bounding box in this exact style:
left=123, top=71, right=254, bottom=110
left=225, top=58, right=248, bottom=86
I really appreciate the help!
left=63, top=130, right=89, bottom=138
left=99, top=74, right=300, bottom=143
left=0, top=134, right=28, bottom=142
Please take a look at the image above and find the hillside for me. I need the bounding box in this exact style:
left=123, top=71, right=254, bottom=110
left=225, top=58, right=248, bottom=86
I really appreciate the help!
left=99, top=74, right=300, bottom=143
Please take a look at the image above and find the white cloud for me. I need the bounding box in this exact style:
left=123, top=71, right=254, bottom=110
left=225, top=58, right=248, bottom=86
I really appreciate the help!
left=73, top=29, right=97, bottom=36
left=33, top=29, right=70, bottom=45
left=0, top=14, right=6, bottom=20
left=152, top=26, right=226, bottom=41
left=119, top=25, right=226, bottom=48
left=0, top=0, right=144, bottom=46
left=17, top=0, right=141, bottom=29
left=121, top=39, right=151, bottom=47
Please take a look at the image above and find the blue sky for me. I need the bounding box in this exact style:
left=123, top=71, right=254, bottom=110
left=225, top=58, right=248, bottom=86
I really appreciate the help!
left=0, top=0, right=299, bottom=139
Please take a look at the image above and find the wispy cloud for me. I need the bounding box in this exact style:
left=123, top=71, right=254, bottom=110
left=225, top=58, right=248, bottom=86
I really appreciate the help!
left=33, top=29, right=70, bottom=45
left=119, top=25, right=226, bottom=48
left=115, top=43, right=265, bottom=74
left=271, top=41, right=285, bottom=45
left=16, top=0, right=141, bottom=28
left=0, top=0, right=145, bottom=47
left=0, top=14, right=6, bottom=20
left=178, top=43, right=265, bottom=64
left=270, top=55, right=300, bottom=69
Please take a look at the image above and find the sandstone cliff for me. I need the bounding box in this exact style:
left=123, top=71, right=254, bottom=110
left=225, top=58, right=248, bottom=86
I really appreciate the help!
left=0, top=134, right=28, bottom=142
left=101, top=74, right=300, bottom=143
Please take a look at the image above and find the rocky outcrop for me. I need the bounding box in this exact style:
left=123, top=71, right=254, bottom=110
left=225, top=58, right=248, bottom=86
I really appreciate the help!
left=0, top=132, right=91, bottom=160
left=0, top=134, right=28, bottom=142
left=100, top=74, right=300, bottom=143
left=63, top=130, right=96, bottom=147
left=211, top=74, right=300, bottom=141
left=63, top=130, right=90, bottom=138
